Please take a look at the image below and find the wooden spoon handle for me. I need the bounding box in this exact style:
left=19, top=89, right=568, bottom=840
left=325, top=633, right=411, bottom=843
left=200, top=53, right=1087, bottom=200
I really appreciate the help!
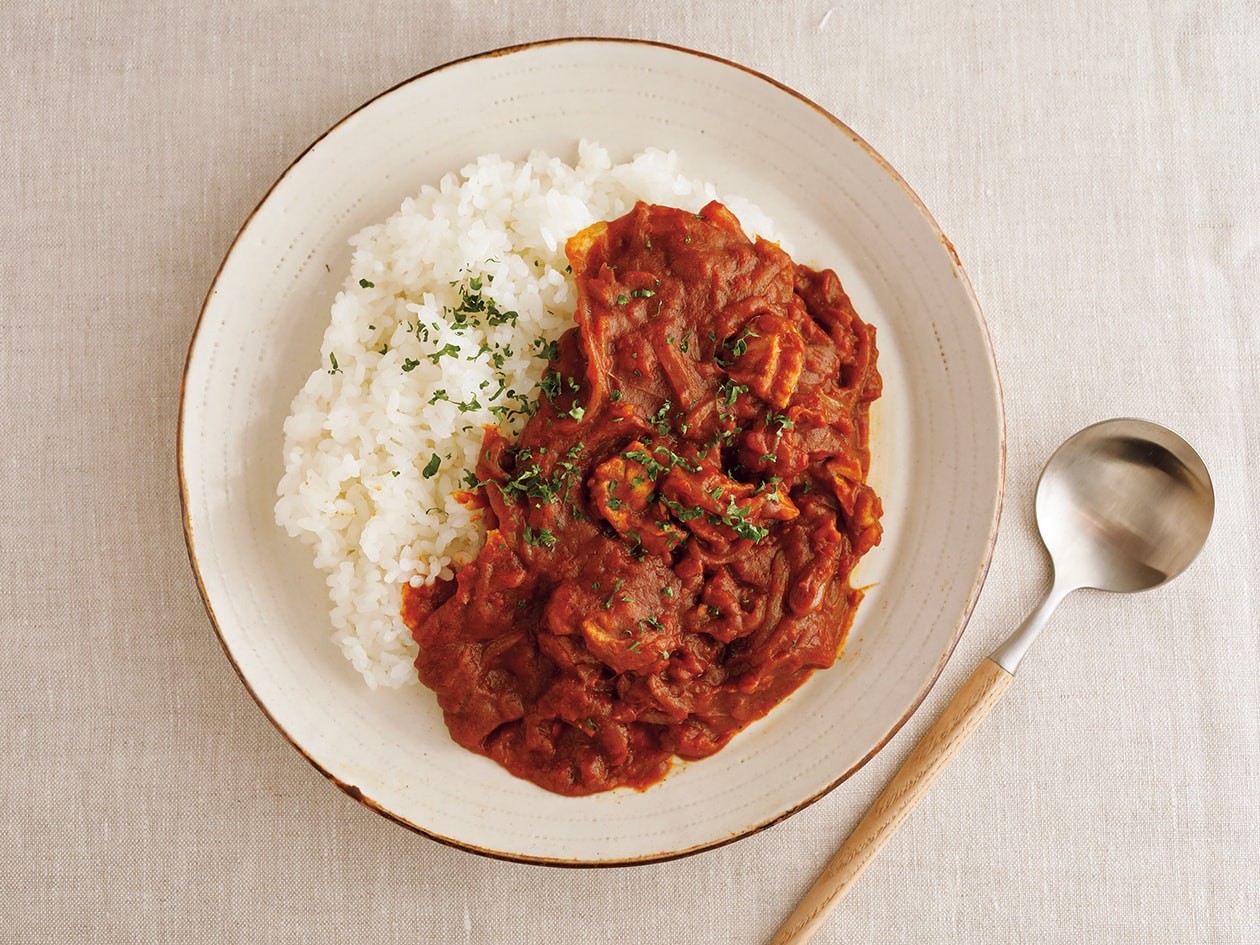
left=767, top=657, right=1014, bottom=945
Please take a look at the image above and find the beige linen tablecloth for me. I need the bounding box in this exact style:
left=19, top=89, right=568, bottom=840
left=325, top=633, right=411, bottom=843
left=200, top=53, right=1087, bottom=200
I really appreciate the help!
left=4, top=2, right=1257, bottom=942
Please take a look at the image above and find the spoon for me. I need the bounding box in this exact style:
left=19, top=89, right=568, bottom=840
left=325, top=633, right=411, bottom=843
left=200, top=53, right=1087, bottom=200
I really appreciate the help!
left=769, top=418, right=1215, bottom=945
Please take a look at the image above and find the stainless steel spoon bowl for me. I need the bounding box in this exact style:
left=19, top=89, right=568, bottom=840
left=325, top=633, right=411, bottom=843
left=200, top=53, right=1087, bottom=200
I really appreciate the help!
left=991, top=417, right=1215, bottom=673
left=770, top=418, right=1215, bottom=945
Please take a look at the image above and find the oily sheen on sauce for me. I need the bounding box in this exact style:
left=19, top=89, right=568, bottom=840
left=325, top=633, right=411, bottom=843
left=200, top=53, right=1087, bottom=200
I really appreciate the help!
left=403, top=202, right=882, bottom=796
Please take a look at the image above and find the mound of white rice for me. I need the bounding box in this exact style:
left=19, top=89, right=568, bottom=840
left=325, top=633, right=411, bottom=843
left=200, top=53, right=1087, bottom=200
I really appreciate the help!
left=275, top=140, right=784, bottom=689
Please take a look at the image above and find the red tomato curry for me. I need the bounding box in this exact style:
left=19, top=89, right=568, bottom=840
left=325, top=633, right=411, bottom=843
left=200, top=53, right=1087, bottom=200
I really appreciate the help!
left=402, top=201, right=882, bottom=795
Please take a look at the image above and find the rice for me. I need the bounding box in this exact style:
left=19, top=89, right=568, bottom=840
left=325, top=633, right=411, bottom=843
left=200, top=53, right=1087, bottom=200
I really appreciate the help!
left=275, top=140, right=784, bottom=689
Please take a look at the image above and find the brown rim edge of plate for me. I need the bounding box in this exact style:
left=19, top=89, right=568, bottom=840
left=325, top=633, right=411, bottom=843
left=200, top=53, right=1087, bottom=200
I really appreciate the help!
left=177, top=35, right=1007, bottom=869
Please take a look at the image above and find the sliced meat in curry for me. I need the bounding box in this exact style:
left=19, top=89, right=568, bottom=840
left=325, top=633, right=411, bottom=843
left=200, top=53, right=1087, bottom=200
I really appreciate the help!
left=403, top=201, right=882, bottom=796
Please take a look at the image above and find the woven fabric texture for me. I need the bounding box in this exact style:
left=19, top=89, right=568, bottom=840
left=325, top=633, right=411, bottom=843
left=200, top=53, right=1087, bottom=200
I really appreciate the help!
left=2, top=2, right=1256, bottom=942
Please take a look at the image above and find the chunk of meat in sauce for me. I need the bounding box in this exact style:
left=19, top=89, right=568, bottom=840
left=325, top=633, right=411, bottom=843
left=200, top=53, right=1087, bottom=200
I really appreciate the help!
left=403, top=201, right=882, bottom=796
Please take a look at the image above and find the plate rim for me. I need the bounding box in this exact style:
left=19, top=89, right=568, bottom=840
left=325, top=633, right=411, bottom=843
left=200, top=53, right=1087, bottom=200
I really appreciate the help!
left=177, top=35, right=1007, bottom=867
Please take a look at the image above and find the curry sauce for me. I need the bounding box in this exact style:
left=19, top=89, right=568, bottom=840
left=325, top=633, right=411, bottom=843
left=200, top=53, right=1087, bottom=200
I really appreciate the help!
left=402, top=201, right=882, bottom=795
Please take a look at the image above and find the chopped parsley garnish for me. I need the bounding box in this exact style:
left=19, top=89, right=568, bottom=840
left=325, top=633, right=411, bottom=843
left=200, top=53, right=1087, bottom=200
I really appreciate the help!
left=523, top=525, right=557, bottom=549
left=715, top=494, right=771, bottom=543
left=767, top=411, right=793, bottom=432
left=327, top=352, right=342, bottom=375
left=603, top=578, right=625, bottom=609
left=539, top=370, right=562, bottom=399
left=401, top=357, right=421, bottom=373
left=728, top=325, right=759, bottom=357
left=753, top=476, right=784, bottom=496
left=532, top=337, right=559, bottom=361
left=421, top=454, right=441, bottom=478
left=652, top=401, right=673, bottom=435
left=621, top=445, right=699, bottom=482
left=653, top=444, right=700, bottom=473
left=496, top=447, right=581, bottom=505
left=630, top=288, right=656, bottom=299
left=426, top=343, right=460, bottom=364
left=733, top=521, right=771, bottom=542
left=717, top=379, right=749, bottom=405
left=358, top=278, right=375, bottom=289
left=621, top=449, right=668, bottom=480
left=659, top=495, right=705, bottom=522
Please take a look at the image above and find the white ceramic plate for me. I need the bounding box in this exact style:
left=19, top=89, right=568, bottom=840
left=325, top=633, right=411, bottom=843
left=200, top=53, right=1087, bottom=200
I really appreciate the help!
left=180, top=39, right=1004, bottom=865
